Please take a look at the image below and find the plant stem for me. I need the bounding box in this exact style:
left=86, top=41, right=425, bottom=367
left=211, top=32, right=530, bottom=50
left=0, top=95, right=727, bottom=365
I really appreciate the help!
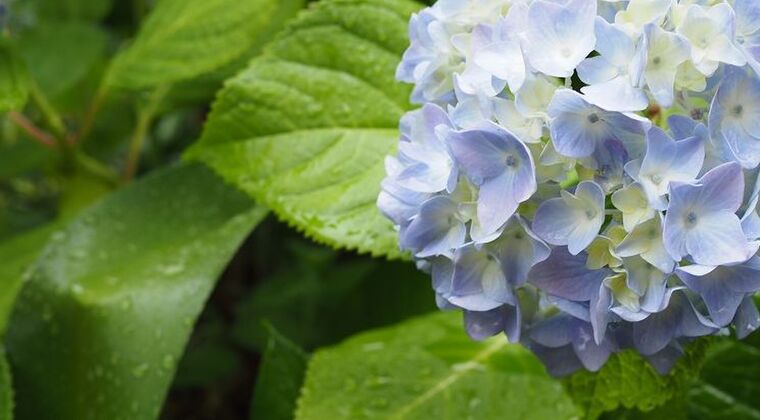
left=123, top=86, right=168, bottom=182
left=71, top=82, right=110, bottom=146
left=29, top=82, right=67, bottom=141
left=8, top=111, right=58, bottom=148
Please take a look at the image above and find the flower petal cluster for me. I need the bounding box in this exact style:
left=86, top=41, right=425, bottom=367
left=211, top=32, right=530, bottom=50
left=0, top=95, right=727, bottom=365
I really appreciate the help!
left=381, top=0, right=760, bottom=376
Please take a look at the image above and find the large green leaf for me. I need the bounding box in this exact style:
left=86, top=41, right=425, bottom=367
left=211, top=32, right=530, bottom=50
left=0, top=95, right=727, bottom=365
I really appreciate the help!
left=188, top=0, right=420, bottom=258
left=17, top=21, right=107, bottom=98
left=250, top=324, right=309, bottom=420
left=685, top=339, right=760, bottom=419
left=0, top=39, right=30, bottom=113
left=564, top=339, right=710, bottom=419
left=295, top=311, right=579, bottom=420
left=5, top=163, right=267, bottom=419
left=106, top=0, right=305, bottom=90
left=0, top=224, right=58, bottom=336
left=0, top=349, right=11, bottom=420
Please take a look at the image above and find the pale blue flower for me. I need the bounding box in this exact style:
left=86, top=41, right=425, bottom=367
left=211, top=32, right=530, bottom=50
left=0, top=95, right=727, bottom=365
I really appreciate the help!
left=614, top=0, right=672, bottom=34
left=548, top=89, right=650, bottom=158
left=641, top=23, right=691, bottom=107
left=630, top=290, right=717, bottom=356
left=377, top=156, right=431, bottom=226
left=616, top=215, right=676, bottom=273
left=524, top=0, right=597, bottom=77
left=399, top=196, right=467, bottom=258
left=444, top=123, right=537, bottom=236
left=663, top=162, right=757, bottom=266
left=676, top=3, right=746, bottom=76
left=397, top=10, right=463, bottom=103
left=446, top=216, right=550, bottom=311
left=708, top=66, right=760, bottom=169
left=625, top=126, right=705, bottom=210
left=676, top=257, right=760, bottom=326
left=460, top=11, right=526, bottom=95
left=611, top=182, right=656, bottom=232
left=533, top=181, right=606, bottom=255
left=733, top=0, right=760, bottom=75
left=735, top=295, right=760, bottom=339
left=578, top=18, right=649, bottom=111
left=528, top=314, right=615, bottom=374
left=464, top=304, right=521, bottom=342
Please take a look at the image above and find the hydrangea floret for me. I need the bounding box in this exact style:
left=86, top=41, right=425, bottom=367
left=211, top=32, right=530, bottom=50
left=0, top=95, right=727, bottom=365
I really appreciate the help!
left=380, top=0, right=760, bottom=375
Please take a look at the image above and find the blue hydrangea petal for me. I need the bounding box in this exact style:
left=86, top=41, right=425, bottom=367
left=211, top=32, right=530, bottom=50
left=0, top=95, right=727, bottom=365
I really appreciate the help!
left=464, top=306, right=516, bottom=341
left=525, top=0, right=597, bottom=77
left=488, top=216, right=551, bottom=286
left=664, top=162, right=755, bottom=265
left=533, top=181, right=605, bottom=254
left=449, top=244, right=519, bottom=311
left=529, top=247, right=611, bottom=301
left=676, top=265, right=747, bottom=326
left=735, top=295, right=760, bottom=339
left=399, top=196, right=466, bottom=258
left=632, top=291, right=716, bottom=355
left=528, top=342, right=584, bottom=377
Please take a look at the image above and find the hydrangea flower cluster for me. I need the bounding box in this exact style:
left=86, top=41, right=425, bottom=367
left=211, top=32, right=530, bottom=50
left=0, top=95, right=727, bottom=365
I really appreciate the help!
left=379, top=0, right=760, bottom=376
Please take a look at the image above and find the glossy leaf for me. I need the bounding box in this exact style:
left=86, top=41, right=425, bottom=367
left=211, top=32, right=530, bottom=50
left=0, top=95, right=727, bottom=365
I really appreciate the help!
left=250, top=323, right=309, bottom=420
left=295, top=311, right=579, bottom=420
left=0, top=39, right=30, bottom=113
left=5, top=163, right=267, bottom=419
left=106, top=0, right=305, bottom=89
left=564, top=339, right=710, bottom=419
left=188, top=0, right=419, bottom=258
left=0, top=224, right=58, bottom=336
left=686, top=339, right=760, bottom=419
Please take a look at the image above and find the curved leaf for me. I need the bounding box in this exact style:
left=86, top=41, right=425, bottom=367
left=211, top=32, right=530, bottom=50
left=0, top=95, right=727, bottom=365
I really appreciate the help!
left=5, top=163, right=267, bottom=419
left=106, top=0, right=305, bottom=90
left=295, top=311, right=579, bottom=420
left=188, top=0, right=420, bottom=258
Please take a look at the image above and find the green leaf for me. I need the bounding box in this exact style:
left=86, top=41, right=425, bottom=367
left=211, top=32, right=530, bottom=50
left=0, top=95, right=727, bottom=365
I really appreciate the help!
left=106, top=0, right=305, bottom=90
left=13, top=0, right=113, bottom=22
left=0, top=39, right=30, bottom=113
left=17, top=21, right=107, bottom=98
left=5, top=163, right=267, bottom=419
left=686, top=339, right=760, bottom=419
left=0, top=349, right=12, bottom=420
left=0, top=224, right=59, bottom=336
left=232, top=253, right=436, bottom=351
left=564, top=339, right=711, bottom=419
left=188, top=0, right=420, bottom=258
left=295, top=311, right=579, bottom=420
left=250, top=323, right=309, bottom=420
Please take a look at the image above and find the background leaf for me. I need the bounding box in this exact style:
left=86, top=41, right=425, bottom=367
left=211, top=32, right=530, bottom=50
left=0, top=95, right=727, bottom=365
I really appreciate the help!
left=0, top=39, right=30, bottom=113
left=295, top=311, right=579, bottom=420
left=17, top=21, right=107, bottom=99
left=5, top=163, right=267, bottom=419
left=106, top=0, right=305, bottom=90
left=250, top=324, right=309, bottom=420
left=231, top=247, right=436, bottom=351
left=564, top=339, right=710, bottom=419
left=189, top=0, right=420, bottom=258
left=0, top=349, right=11, bottom=420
